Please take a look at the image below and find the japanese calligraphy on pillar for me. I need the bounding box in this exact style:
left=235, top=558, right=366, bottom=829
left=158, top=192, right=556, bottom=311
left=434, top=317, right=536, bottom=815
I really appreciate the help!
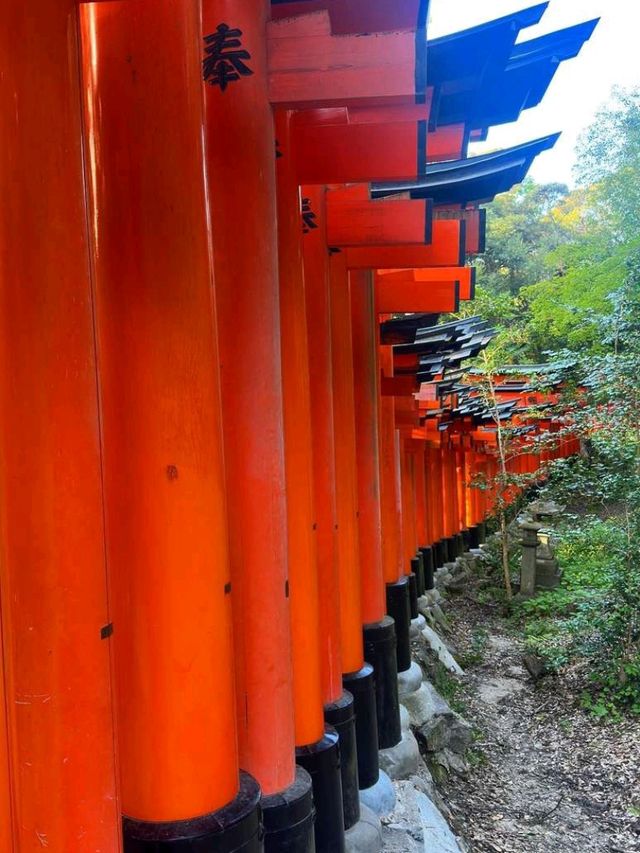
left=203, top=23, right=253, bottom=91
left=301, top=198, right=318, bottom=235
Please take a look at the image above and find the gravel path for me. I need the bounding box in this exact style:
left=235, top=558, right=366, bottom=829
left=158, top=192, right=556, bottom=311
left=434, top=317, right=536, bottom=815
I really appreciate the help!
left=436, top=595, right=640, bottom=853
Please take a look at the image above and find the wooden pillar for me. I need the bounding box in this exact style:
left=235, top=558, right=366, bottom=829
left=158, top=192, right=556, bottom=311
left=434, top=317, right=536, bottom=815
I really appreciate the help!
left=79, top=2, right=260, bottom=846
left=351, top=271, right=401, bottom=752
left=329, top=254, right=380, bottom=793
left=201, top=5, right=316, bottom=847
left=350, top=271, right=386, bottom=627
left=328, top=255, right=365, bottom=678
left=0, top=2, right=120, bottom=848
left=302, top=186, right=344, bottom=706
left=277, top=115, right=344, bottom=852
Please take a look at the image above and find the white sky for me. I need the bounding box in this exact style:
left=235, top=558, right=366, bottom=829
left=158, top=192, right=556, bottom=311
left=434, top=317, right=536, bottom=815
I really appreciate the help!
left=428, top=0, right=640, bottom=186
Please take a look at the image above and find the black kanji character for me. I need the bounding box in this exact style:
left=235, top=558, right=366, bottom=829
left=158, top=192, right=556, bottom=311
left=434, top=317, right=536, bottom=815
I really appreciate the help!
left=203, top=23, right=253, bottom=91
left=302, top=198, right=318, bottom=234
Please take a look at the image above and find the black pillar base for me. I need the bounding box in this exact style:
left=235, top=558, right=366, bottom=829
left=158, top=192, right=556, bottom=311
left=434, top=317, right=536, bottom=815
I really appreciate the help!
left=408, top=571, right=419, bottom=619
left=363, top=617, right=401, bottom=750
left=477, top=521, right=487, bottom=543
left=386, top=578, right=411, bottom=673
left=411, top=552, right=425, bottom=596
left=325, top=692, right=359, bottom=831
left=123, top=771, right=263, bottom=852
left=455, top=533, right=465, bottom=558
left=263, top=767, right=316, bottom=853
left=433, top=539, right=446, bottom=568
left=461, top=529, right=471, bottom=551
left=343, top=664, right=379, bottom=791
left=419, top=546, right=435, bottom=591
left=444, top=536, right=457, bottom=561
left=467, top=525, right=480, bottom=549
left=296, top=727, right=345, bottom=853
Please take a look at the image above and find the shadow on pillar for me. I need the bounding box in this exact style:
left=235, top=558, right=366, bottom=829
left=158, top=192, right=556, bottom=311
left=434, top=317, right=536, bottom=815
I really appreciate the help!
left=296, top=727, right=345, bottom=853
left=343, top=664, right=379, bottom=792
left=385, top=578, right=411, bottom=673
left=363, top=618, right=401, bottom=750
left=325, top=692, right=359, bottom=830
left=123, top=772, right=263, bottom=852
left=408, top=573, right=419, bottom=620
left=419, top=546, right=435, bottom=591
left=263, top=766, right=316, bottom=853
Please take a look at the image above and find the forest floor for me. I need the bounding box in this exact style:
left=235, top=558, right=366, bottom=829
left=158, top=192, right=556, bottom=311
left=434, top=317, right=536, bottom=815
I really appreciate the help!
left=436, top=592, right=640, bottom=853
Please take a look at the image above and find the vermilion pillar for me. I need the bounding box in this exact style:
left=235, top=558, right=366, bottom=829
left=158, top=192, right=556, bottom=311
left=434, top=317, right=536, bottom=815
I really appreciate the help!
left=277, top=114, right=344, bottom=852
left=0, top=2, right=120, bottom=849
left=301, top=187, right=343, bottom=705
left=201, top=4, right=314, bottom=849
left=350, top=270, right=402, bottom=752
left=301, top=186, right=363, bottom=832
left=378, top=347, right=413, bottom=674
left=329, top=254, right=380, bottom=793
left=80, top=1, right=260, bottom=848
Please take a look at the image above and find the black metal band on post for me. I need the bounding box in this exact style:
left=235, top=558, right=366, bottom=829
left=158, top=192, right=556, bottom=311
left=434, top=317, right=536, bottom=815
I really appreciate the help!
left=461, top=528, right=471, bottom=552
left=363, top=617, right=401, bottom=750
left=263, top=767, right=316, bottom=853
left=386, top=577, right=411, bottom=673
left=343, top=664, right=379, bottom=791
left=324, top=691, right=359, bottom=831
left=411, top=552, right=425, bottom=596
left=419, top=546, right=435, bottom=591
left=296, top=727, right=345, bottom=853
left=478, top=521, right=488, bottom=543
left=467, top=525, right=480, bottom=549
left=123, top=772, right=263, bottom=852
left=408, top=571, right=419, bottom=620
left=444, top=536, right=458, bottom=561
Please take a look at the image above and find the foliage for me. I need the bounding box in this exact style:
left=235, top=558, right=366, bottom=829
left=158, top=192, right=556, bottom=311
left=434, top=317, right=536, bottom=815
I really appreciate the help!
left=575, top=87, right=640, bottom=242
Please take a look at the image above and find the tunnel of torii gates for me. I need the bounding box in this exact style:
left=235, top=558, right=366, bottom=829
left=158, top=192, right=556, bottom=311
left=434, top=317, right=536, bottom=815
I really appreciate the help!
left=0, top=1, right=595, bottom=851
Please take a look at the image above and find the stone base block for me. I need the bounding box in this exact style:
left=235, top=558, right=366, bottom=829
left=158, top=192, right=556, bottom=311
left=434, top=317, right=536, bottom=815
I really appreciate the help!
left=397, top=661, right=423, bottom=698
left=409, top=613, right=427, bottom=639
left=378, top=729, right=420, bottom=780
left=359, top=770, right=396, bottom=817
left=345, top=804, right=382, bottom=853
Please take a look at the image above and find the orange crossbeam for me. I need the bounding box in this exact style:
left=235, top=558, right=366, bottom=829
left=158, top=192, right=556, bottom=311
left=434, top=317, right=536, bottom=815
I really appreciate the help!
left=327, top=196, right=430, bottom=247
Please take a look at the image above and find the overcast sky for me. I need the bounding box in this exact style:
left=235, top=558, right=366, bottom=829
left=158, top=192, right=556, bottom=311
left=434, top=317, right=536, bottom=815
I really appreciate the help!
left=429, top=0, right=640, bottom=186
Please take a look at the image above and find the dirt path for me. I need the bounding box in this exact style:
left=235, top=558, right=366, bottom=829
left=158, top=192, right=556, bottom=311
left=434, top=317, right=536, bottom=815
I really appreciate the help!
left=437, top=596, right=640, bottom=853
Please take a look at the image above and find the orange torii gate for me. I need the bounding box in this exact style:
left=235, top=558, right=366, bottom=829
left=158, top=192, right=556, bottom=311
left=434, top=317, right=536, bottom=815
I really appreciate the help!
left=0, top=0, right=595, bottom=850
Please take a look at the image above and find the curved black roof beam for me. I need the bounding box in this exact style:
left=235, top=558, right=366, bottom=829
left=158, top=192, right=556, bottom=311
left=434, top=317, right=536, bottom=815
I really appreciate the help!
left=371, top=134, right=560, bottom=206
left=434, top=18, right=599, bottom=131
left=427, top=3, right=548, bottom=87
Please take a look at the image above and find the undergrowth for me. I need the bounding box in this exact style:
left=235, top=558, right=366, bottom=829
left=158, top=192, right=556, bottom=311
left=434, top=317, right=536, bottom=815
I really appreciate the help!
left=511, top=516, right=640, bottom=717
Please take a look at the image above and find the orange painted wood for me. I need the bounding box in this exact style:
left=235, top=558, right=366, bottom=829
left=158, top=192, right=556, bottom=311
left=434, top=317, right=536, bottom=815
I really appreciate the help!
left=327, top=197, right=430, bottom=247
left=351, top=271, right=387, bottom=624
left=428, top=124, right=467, bottom=162
left=400, top=444, right=418, bottom=567
left=294, top=120, right=426, bottom=184
left=378, top=346, right=405, bottom=584
left=378, top=266, right=475, bottom=300
left=302, top=185, right=344, bottom=703
left=330, top=254, right=365, bottom=675
left=376, top=279, right=459, bottom=314
left=0, top=3, right=121, bottom=848
left=413, top=442, right=428, bottom=546
left=270, top=0, right=427, bottom=34
left=268, top=11, right=419, bottom=108
left=434, top=208, right=485, bottom=255
left=202, top=1, right=301, bottom=787
left=274, top=110, right=325, bottom=747
left=427, top=445, right=444, bottom=543
left=345, top=220, right=466, bottom=269
left=0, top=603, right=11, bottom=853
left=80, top=0, right=238, bottom=820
